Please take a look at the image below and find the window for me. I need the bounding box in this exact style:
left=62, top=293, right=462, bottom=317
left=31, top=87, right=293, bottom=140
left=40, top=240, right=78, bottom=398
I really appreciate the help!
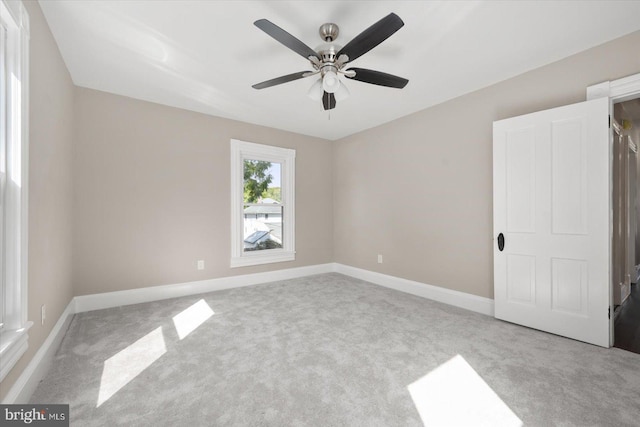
left=230, top=140, right=295, bottom=267
left=0, top=0, right=30, bottom=382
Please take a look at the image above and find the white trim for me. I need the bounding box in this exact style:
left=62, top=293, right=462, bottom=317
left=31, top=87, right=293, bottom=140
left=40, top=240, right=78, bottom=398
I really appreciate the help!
left=3, top=0, right=29, bottom=35
left=2, top=299, right=75, bottom=404
left=587, top=72, right=640, bottom=102
left=0, top=0, right=29, bottom=380
left=587, top=72, right=640, bottom=347
left=0, top=320, right=31, bottom=382
left=334, top=264, right=495, bottom=316
left=229, top=250, right=295, bottom=268
left=75, top=263, right=333, bottom=313
left=75, top=263, right=494, bottom=316
left=18, top=0, right=29, bottom=330
left=230, top=139, right=295, bottom=268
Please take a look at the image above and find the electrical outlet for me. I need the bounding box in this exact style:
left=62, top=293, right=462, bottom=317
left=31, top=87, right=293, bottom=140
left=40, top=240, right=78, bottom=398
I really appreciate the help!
left=41, top=304, right=46, bottom=325
left=197, top=260, right=205, bottom=270
left=377, top=254, right=383, bottom=264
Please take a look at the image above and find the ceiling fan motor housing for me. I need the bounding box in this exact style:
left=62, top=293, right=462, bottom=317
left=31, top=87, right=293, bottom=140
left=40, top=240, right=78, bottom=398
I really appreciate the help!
left=317, top=43, right=341, bottom=66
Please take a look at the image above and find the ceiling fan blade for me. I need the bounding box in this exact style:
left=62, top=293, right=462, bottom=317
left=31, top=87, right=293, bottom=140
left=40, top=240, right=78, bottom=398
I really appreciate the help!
left=336, top=13, right=404, bottom=63
left=322, top=92, right=336, bottom=110
left=252, top=71, right=311, bottom=89
left=254, top=19, right=320, bottom=60
left=345, top=68, right=408, bottom=88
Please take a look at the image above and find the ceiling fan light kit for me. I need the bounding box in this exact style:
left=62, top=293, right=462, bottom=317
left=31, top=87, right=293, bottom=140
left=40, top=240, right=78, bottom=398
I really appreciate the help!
left=307, top=78, right=324, bottom=101
left=334, top=82, right=350, bottom=102
left=252, top=13, right=409, bottom=111
left=322, top=70, right=340, bottom=93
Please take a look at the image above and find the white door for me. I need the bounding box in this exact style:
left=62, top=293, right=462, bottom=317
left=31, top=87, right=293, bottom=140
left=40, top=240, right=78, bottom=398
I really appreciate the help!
left=493, top=97, right=610, bottom=347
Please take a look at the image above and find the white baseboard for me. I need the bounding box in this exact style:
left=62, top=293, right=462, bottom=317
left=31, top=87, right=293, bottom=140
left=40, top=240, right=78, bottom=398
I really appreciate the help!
left=334, top=263, right=494, bottom=316
left=70, top=263, right=492, bottom=317
left=3, top=261, right=494, bottom=403
left=75, top=263, right=336, bottom=313
left=2, top=298, right=76, bottom=404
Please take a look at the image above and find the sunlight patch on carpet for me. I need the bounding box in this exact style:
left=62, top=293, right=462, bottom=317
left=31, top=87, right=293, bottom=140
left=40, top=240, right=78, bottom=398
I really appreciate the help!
left=172, top=299, right=214, bottom=340
left=408, top=354, right=522, bottom=426
left=97, top=327, right=167, bottom=407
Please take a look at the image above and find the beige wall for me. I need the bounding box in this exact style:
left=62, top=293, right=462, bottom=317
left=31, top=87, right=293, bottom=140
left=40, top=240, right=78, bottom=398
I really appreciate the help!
left=0, top=1, right=75, bottom=400
left=333, top=30, right=640, bottom=299
left=72, top=88, right=333, bottom=295
left=3, top=1, right=640, bottom=401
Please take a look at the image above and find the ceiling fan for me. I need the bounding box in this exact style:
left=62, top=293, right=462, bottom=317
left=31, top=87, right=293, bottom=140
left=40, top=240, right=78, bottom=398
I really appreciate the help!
left=252, top=13, right=409, bottom=111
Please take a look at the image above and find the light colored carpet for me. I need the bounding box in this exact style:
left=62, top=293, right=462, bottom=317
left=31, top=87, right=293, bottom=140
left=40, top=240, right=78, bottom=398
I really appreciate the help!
left=31, top=273, right=640, bottom=426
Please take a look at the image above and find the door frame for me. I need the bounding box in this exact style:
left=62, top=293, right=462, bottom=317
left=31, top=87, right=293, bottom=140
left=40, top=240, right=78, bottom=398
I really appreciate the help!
left=587, top=72, right=640, bottom=346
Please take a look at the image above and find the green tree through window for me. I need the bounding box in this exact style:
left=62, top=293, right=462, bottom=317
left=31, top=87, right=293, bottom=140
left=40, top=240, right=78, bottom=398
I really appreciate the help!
left=243, top=160, right=272, bottom=203
left=262, top=186, right=281, bottom=201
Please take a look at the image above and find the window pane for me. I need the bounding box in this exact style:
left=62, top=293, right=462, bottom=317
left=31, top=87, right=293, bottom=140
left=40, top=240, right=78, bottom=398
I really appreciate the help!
left=243, top=205, right=283, bottom=252
left=243, top=160, right=281, bottom=204
left=0, top=23, right=5, bottom=328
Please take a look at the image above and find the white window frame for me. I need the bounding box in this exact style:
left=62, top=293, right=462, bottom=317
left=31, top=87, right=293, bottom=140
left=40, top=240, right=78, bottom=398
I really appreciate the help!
left=230, top=139, right=295, bottom=268
left=0, top=0, right=30, bottom=383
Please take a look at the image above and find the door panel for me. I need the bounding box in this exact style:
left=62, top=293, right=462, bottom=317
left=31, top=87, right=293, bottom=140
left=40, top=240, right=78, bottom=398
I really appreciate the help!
left=506, top=128, right=536, bottom=233
left=506, top=254, right=536, bottom=304
left=493, top=97, right=610, bottom=347
left=551, top=118, right=588, bottom=235
left=550, top=258, right=587, bottom=316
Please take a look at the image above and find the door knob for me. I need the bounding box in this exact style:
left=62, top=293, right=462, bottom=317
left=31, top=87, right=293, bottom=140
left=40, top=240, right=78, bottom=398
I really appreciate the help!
left=498, top=233, right=505, bottom=251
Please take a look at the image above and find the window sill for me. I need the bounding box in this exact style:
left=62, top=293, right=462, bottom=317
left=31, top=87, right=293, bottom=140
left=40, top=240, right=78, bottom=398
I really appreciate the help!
left=0, top=321, right=33, bottom=382
left=230, top=250, right=295, bottom=268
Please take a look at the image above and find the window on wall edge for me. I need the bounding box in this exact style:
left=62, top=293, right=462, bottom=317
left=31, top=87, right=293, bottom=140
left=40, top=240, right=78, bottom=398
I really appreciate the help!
left=0, top=0, right=31, bottom=383
left=230, top=139, right=295, bottom=268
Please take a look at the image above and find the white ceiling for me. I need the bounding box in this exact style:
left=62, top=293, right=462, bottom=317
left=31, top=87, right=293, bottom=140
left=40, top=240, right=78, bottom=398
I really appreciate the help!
left=40, top=1, right=640, bottom=141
